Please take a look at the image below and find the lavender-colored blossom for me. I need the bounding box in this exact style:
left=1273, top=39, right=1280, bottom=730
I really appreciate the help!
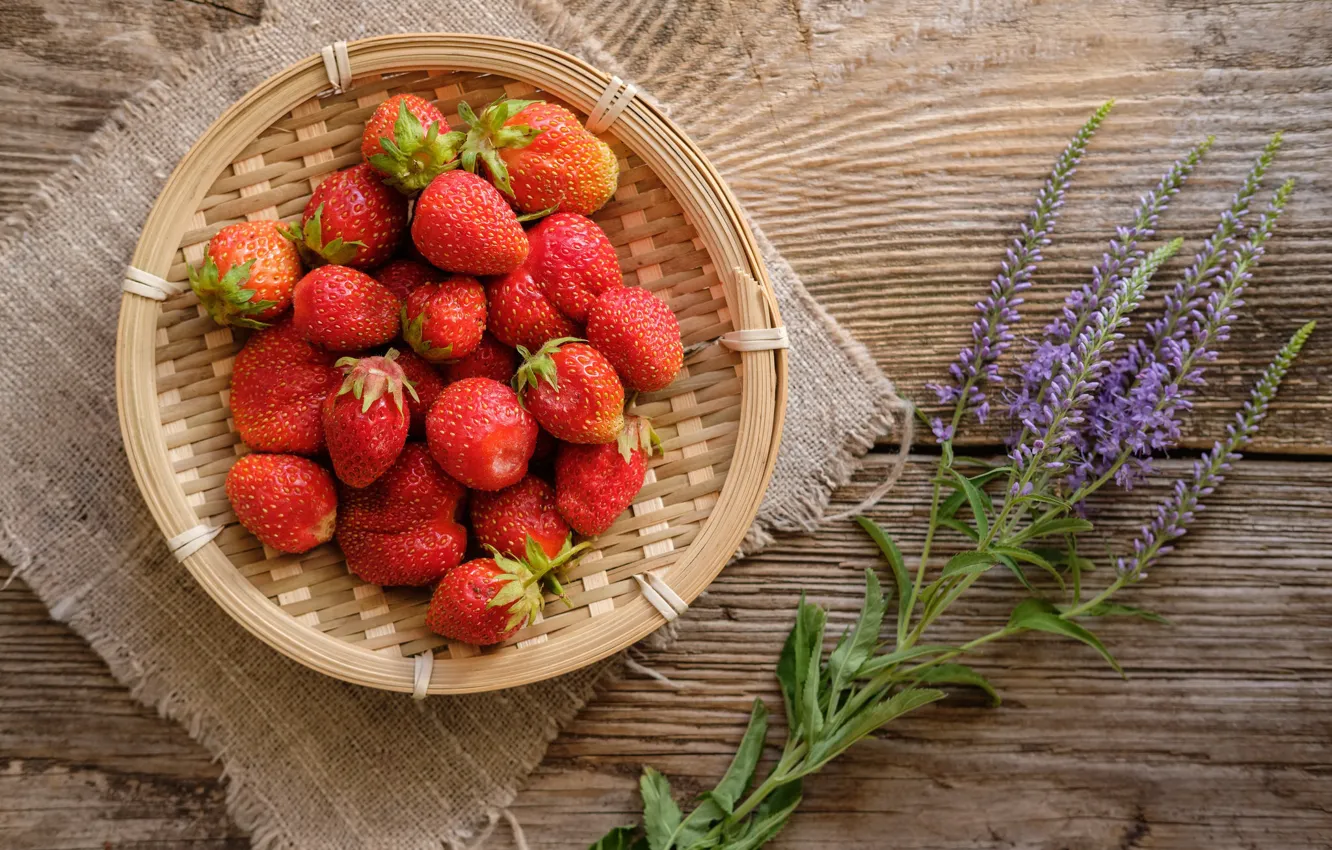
left=1009, top=138, right=1213, bottom=428
left=1118, top=320, right=1315, bottom=579
left=1070, top=178, right=1294, bottom=494
left=928, top=101, right=1114, bottom=442
left=1007, top=239, right=1182, bottom=489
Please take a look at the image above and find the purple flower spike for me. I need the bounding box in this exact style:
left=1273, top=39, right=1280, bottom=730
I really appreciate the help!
left=928, top=101, right=1114, bottom=441
left=1118, top=320, right=1315, bottom=579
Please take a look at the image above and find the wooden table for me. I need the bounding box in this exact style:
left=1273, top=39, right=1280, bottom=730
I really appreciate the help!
left=3, top=1, right=1330, bottom=847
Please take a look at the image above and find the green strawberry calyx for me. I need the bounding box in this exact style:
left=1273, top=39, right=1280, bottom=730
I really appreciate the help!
left=486, top=536, right=590, bottom=630
left=616, top=415, right=662, bottom=463
left=457, top=97, right=544, bottom=197
left=279, top=204, right=365, bottom=267
left=400, top=303, right=455, bottom=362
left=334, top=348, right=420, bottom=415
left=513, top=336, right=583, bottom=400
left=367, top=99, right=466, bottom=194
left=187, top=256, right=275, bottom=330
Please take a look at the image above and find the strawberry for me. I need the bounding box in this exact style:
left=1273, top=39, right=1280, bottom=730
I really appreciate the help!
left=459, top=98, right=619, bottom=215
left=585, top=287, right=683, bottom=392
left=401, top=275, right=487, bottom=363
left=337, top=443, right=467, bottom=586
left=554, top=416, right=658, bottom=536
left=225, top=453, right=337, bottom=554
left=362, top=94, right=464, bottom=194
left=322, top=349, right=417, bottom=488
left=282, top=163, right=408, bottom=269
left=426, top=377, right=537, bottom=491
left=189, top=220, right=302, bottom=328
left=486, top=268, right=579, bottom=352
left=392, top=348, right=446, bottom=437
left=444, top=331, right=518, bottom=384
left=411, top=170, right=529, bottom=275
left=291, top=264, right=401, bottom=352
left=374, top=258, right=440, bottom=300
left=471, top=475, right=572, bottom=560
left=425, top=544, right=581, bottom=646
left=525, top=213, right=622, bottom=322
left=515, top=338, right=625, bottom=444
left=230, top=319, right=340, bottom=454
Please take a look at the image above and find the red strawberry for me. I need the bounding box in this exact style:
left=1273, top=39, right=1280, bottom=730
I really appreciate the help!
left=515, top=339, right=625, bottom=444
left=426, top=377, right=537, bottom=491
left=471, top=475, right=572, bottom=560
left=230, top=319, right=340, bottom=454
left=425, top=546, right=578, bottom=645
left=392, top=348, right=446, bottom=437
left=486, top=268, right=579, bottom=352
left=554, top=416, right=658, bottom=536
left=401, top=275, right=487, bottom=363
left=411, top=170, right=529, bottom=275
left=526, top=213, right=622, bottom=322
left=374, top=258, right=440, bottom=300
left=362, top=94, right=464, bottom=194
left=225, top=453, right=337, bottom=553
left=322, top=350, right=416, bottom=488
left=189, top=220, right=302, bottom=328
left=459, top=98, right=619, bottom=215
left=283, top=163, right=408, bottom=269
left=585, top=287, right=684, bottom=392
left=337, top=443, right=467, bottom=586
left=291, top=264, right=401, bottom=352
left=444, top=332, right=518, bottom=384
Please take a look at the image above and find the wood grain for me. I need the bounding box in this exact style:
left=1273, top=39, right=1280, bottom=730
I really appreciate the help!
left=2, top=0, right=1331, bottom=848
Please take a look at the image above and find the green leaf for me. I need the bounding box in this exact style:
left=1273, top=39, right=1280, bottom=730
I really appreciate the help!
left=1066, top=601, right=1171, bottom=625
left=947, top=468, right=991, bottom=540
left=640, top=768, right=683, bottom=850
left=720, top=781, right=803, bottom=850
left=702, top=700, right=768, bottom=815
left=804, top=688, right=945, bottom=774
left=589, top=825, right=647, bottom=850
left=992, top=545, right=1065, bottom=590
left=994, top=552, right=1036, bottom=592
left=938, top=489, right=967, bottom=520
left=855, top=517, right=912, bottom=634
left=854, top=644, right=959, bottom=679
left=1008, top=598, right=1123, bottom=675
left=916, top=663, right=1001, bottom=706
left=798, top=607, right=825, bottom=745
left=777, top=596, right=824, bottom=737
left=1011, top=517, right=1093, bottom=544
left=826, top=570, right=886, bottom=710
left=936, top=517, right=980, bottom=542
left=940, top=550, right=996, bottom=578
left=940, top=441, right=954, bottom=468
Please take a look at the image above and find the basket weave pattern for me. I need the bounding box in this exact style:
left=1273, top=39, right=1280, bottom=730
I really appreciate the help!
left=154, top=69, right=742, bottom=662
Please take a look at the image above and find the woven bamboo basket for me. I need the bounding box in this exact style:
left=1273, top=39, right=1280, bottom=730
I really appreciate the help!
left=116, top=34, right=787, bottom=695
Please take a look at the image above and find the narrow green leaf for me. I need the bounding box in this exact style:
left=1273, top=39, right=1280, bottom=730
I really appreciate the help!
left=916, top=663, right=1001, bottom=706
left=936, top=517, right=980, bottom=542
left=1066, top=601, right=1171, bottom=625
left=640, top=768, right=683, bottom=850
left=720, top=781, right=803, bottom=850
left=804, top=688, right=946, bottom=774
left=775, top=611, right=800, bottom=728
left=854, top=517, right=912, bottom=636
left=995, top=552, right=1036, bottom=592
left=1012, top=517, right=1093, bottom=544
left=799, top=614, right=824, bottom=744
left=854, top=644, right=959, bottom=679
left=940, top=441, right=955, bottom=468
left=938, top=489, right=967, bottom=520
left=589, top=825, right=647, bottom=850
left=941, top=550, right=996, bottom=578
left=826, top=570, right=886, bottom=707
left=703, top=700, right=768, bottom=814
left=993, top=545, right=1065, bottom=590
left=1008, top=598, right=1123, bottom=675
left=948, top=468, right=991, bottom=540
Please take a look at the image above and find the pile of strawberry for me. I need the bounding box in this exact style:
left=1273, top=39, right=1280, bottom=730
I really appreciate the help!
left=203, top=94, right=683, bottom=646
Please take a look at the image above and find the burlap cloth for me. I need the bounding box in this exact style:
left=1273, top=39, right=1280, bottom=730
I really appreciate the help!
left=0, top=1, right=904, bottom=847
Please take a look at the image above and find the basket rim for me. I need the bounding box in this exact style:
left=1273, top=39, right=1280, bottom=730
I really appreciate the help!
left=116, top=33, right=788, bottom=694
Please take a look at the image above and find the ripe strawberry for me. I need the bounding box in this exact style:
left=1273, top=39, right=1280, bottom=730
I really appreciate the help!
left=362, top=94, right=464, bottom=194
left=586, top=287, right=683, bottom=392
left=555, top=416, right=658, bottom=536
left=282, top=163, right=408, bottom=269
left=459, top=98, right=619, bottom=215
left=425, top=544, right=579, bottom=645
left=392, top=348, right=446, bottom=437
left=426, top=377, right=537, bottom=491
left=486, top=268, right=579, bottom=352
left=401, top=275, right=487, bottom=363
left=337, top=443, right=467, bottom=586
left=525, top=213, right=622, bottom=322
left=189, top=220, right=302, bottom=328
left=230, top=319, right=340, bottom=454
left=291, top=264, right=401, bottom=352
left=225, top=453, right=337, bottom=554
left=374, top=258, right=440, bottom=300
left=471, top=475, right=571, bottom=560
left=515, top=339, right=625, bottom=444
left=322, top=350, right=417, bottom=488
left=411, top=170, right=528, bottom=275
left=444, top=332, right=518, bottom=384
